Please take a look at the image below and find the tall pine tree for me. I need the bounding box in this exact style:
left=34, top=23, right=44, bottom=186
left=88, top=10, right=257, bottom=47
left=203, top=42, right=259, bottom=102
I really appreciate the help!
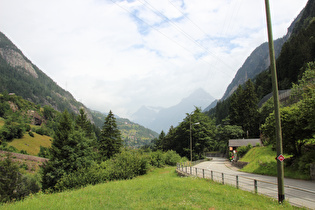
left=229, top=80, right=259, bottom=138
left=41, top=110, right=94, bottom=191
left=98, top=110, right=122, bottom=161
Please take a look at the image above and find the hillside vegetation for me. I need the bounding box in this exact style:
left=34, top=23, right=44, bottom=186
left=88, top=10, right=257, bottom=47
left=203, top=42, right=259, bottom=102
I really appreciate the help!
left=7, top=132, right=51, bottom=156
left=1, top=167, right=298, bottom=210
left=239, top=146, right=310, bottom=180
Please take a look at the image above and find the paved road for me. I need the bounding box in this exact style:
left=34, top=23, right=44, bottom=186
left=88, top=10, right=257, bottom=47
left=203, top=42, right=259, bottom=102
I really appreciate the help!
left=178, top=157, right=315, bottom=209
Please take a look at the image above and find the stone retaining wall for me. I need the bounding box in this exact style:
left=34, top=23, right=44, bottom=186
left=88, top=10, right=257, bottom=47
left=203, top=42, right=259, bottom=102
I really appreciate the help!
left=231, top=161, right=248, bottom=169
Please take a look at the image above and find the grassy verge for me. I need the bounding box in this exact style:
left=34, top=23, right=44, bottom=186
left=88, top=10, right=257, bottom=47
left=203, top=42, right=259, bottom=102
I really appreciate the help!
left=240, top=146, right=310, bottom=179
left=1, top=167, right=299, bottom=209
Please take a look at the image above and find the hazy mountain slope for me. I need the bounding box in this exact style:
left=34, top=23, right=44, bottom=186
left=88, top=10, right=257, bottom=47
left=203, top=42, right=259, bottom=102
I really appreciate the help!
left=132, top=88, right=215, bottom=133
left=90, top=110, right=158, bottom=146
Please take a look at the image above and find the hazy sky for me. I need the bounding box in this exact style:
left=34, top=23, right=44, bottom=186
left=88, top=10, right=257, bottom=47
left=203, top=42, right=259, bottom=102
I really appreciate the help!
left=0, top=0, right=308, bottom=118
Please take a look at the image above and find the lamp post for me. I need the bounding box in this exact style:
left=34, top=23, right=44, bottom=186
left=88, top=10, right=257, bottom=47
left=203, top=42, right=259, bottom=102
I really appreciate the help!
left=190, top=115, right=200, bottom=162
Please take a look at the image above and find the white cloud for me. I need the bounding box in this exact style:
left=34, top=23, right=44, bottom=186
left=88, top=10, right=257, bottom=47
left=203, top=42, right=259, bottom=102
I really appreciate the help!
left=0, top=0, right=308, bottom=118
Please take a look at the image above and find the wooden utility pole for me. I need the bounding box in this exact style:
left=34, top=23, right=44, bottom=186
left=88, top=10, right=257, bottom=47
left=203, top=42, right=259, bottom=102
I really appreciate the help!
left=264, top=0, right=285, bottom=203
left=190, top=115, right=192, bottom=162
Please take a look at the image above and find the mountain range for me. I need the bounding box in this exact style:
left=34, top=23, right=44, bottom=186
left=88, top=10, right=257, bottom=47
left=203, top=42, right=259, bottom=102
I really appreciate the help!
left=132, top=88, right=215, bottom=133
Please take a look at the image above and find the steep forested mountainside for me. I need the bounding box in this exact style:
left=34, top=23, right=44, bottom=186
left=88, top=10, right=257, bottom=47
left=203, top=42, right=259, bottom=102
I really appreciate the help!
left=221, top=5, right=304, bottom=100
left=206, top=0, right=315, bottom=124
left=221, top=38, right=286, bottom=100
left=0, top=32, right=86, bottom=116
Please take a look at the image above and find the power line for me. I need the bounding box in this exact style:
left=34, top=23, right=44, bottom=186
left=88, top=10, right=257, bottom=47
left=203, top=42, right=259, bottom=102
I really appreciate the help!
left=140, top=0, right=235, bottom=75
left=110, top=0, right=234, bottom=78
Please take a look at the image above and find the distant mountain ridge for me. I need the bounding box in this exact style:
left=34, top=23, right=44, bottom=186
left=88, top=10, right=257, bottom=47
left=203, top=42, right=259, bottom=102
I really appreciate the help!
left=132, top=88, right=215, bottom=133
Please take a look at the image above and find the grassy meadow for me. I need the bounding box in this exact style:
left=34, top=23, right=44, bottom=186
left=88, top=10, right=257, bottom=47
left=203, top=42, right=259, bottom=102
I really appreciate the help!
left=1, top=167, right=299, bottom=210
left=7, top=132, right=52, bottom=156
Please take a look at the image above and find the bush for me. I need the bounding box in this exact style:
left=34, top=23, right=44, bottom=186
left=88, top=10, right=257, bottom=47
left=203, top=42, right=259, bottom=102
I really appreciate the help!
left=0, top=143, right=19, bottom=153
left=25, top=124, right=31, bottom=132
left=149, top=150, right=165, bottom=168
left=20, top=163, right=29, bottom=170
left=54, top=163, right=109, bottom=191
left=37, top=146, right=50, bottom=158
left=19, top=150, right=28, bottom=155
left=296, top=144, right=315, bottom=175
left=52, top=150, right=184, bottom=192
left=163, top=150, right=182, bottom=166
left=237, top=144, right=252, bottom=158
left=34, top=126, right=49, bottom=136
left=0, top=122, right=25, bottom=141
left=54, top=149, right=149, bottom=191
left=105, top=149, right=149, bottom=180
left=28, top=131, right=34, bottom=137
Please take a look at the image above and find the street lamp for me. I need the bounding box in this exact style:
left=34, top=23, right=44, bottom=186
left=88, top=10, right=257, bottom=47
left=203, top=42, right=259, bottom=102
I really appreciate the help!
left=190, top=115, right=200, bottom=162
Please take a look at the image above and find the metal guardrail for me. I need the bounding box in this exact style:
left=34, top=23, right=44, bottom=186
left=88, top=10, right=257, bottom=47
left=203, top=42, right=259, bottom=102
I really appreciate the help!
left=176, top=162, right=315, bottom=209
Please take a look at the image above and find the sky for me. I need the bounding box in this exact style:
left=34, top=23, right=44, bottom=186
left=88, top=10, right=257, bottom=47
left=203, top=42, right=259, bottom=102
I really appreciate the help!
left=0, top=0, right=308, bottom=118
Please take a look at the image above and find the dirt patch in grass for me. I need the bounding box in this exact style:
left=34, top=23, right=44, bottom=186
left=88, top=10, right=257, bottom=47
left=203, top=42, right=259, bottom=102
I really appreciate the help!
left=0, top=150, right=48, bottom=173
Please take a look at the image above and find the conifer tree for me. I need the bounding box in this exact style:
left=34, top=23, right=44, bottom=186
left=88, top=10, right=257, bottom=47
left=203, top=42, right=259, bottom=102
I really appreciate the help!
left=229, top=80, right=259, bottom=138
left=75, top=108, right=94, bottom=138
left=41, top=110, right=94, bottom=191
left=98, top=110, right=122, bottom=161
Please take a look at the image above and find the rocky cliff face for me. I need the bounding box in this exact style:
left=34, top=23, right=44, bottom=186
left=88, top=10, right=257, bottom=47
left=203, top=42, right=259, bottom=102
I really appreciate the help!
left=0, top=48, right=38, bottom=78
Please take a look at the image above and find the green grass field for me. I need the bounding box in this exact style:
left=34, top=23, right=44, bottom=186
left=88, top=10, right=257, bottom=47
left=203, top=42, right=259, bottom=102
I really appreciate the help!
left=7, top=132, right=52, bottom=156
left=1, top=167, right=299, bottom=209
left=240, top=146, right=309, bottom=179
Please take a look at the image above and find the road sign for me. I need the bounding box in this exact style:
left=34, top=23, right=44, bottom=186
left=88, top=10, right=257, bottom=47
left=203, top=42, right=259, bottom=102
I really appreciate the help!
left=277, top=154, right=285, bottom=162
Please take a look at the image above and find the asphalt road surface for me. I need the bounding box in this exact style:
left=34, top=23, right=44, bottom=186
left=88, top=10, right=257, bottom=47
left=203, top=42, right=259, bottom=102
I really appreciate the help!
left=179, top=157, right=315, bottom=209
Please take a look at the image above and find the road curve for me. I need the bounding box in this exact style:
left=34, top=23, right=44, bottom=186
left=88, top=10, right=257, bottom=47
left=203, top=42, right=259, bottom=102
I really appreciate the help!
left=189, top=157, right=315, bottom=209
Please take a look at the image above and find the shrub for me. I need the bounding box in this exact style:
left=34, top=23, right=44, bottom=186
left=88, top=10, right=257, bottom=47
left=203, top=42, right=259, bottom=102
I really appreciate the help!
left=0, top=143, right=19, bottom=153
left=149, top=150, right=165, bottom=168
left=34, top=126, right=49, bottom=136
left=25, top=124, right=31, bottom=132
left=28, top=131, right=34, bottom=137
left=105, top=149, right=149, bottom=180
left=163, top=150, right=182, bottom=166
left=54, top=163, right=109, bottom=191
left=237, top=144, right=252, bottom=158
left=37, top=146, right=50, bottom=158
left=54, top=149, right=149, bottom=191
